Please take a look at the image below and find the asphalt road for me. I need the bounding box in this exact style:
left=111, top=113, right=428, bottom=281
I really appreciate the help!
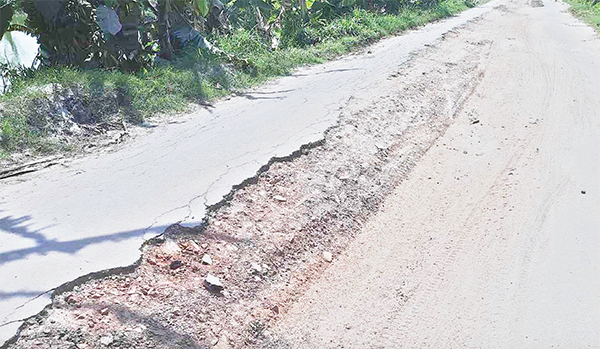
left=274, top=0, right=600, bottom=346
left=0, top=5, right=493, bottom=345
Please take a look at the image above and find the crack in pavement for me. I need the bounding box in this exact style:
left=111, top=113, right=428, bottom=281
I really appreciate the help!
left=181, top=159, right=263, bottom=224
left=0, top=289, right=54, bottom=327
left=142, top=156, right=265, bottom=233
left=142, top=98, right=348, bottom=232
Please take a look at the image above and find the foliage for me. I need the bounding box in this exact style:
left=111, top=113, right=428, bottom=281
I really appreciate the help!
left=0, top=0, right=224, bottom=71
left=1, top=0, right=470, bottom=157
left=565, top=0, right=600, bottom=31
left=0, top=0, right=463, bottom=72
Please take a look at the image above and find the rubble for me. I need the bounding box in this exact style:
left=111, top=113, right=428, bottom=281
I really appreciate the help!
left=201, top=254, right=213, bottom=265
left=204, top=274, right=224, bottom=292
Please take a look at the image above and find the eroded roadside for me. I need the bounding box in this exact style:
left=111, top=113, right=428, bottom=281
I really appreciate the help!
left=2, top=13, right=494, bottom=349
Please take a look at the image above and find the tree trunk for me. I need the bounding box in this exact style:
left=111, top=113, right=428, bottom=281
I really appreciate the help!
left=158, top=0, right=174, bottom=60
left=298, top=0, right=307, bottom=12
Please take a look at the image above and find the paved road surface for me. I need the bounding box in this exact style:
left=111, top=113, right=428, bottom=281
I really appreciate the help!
left=274, top=0, right=600, bottom=346
left=0, top=5, right=493, bottom=345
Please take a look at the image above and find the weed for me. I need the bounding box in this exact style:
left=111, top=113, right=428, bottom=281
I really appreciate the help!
left=565, top=0, right=600, bottom=32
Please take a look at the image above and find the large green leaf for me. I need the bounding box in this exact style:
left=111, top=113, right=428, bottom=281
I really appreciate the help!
left=0, top=30, right=39, bottom=67
left=196, top=0, right=209, bottom=17
left=96, top=5, right=122, bottom=35
left=234, top=0, right=274, bottom=11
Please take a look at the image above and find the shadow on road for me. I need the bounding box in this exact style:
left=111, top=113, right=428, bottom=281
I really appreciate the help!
left=239, top=93, right=287, bottom=101
left=292, top=67, right=362, bottom=77
left=0, top=212, right=169, bottom=266
left=0, top=291, right=48, bottom=301
left=77, top=302, right=202, bottom=348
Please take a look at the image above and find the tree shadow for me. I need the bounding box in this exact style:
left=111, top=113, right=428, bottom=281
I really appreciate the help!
left=0, top=212, right=168, bottom=266
left=71, top=302, right=207, bottom=348
left=239, top=93, right=287, bottom=101
left=0, top=212, right=246, bottom=266
left=246, top=89, right=296, bottom=94
left=0, top=291, right=49, bottom=301
left=291, top=67, right=362, bottom=77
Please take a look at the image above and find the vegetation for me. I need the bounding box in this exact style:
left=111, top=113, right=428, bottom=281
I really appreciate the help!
left=565, top=0, right=600, bottom=32
left=0, top=0, right=475, bottom=158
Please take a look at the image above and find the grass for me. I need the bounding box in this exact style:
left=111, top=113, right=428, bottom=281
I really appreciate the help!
left=564, top=0, right=600, bottom=31
left=0, top=0, right=472, bottom=157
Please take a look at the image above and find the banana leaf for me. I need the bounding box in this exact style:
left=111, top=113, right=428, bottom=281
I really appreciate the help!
left=96, top=5, right=122, bottom=35
left=31, top=0, right=66, bottom=23
left=196, top=0, right=209, bottom=16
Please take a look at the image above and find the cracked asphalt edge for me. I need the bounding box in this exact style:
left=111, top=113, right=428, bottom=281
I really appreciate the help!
left=0, top=122, right=340, bottom=349
left=0, top=82, right=348, bottom=348
left=0, top=93, right=346, bottom=349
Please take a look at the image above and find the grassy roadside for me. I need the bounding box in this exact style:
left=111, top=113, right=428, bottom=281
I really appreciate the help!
left=564, top=0, right=600, bottom=31
left=0, top=0, right=473, bottom=159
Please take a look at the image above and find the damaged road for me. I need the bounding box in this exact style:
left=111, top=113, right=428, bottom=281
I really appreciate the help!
left=3, top=2, right=493, bottom=347
left=3, top=0, right=599, bottom=347
left=0, top=4, right=493, bottom=345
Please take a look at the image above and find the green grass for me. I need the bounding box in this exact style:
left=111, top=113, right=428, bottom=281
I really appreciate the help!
left=0, top=0, right=472, bottom=157
left=216, top=0, right=469, bottom=82
left=565, top=0, right=600, bottom=31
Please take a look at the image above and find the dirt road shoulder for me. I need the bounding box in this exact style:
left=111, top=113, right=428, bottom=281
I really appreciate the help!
left=273, top=0, right=600, bottom=347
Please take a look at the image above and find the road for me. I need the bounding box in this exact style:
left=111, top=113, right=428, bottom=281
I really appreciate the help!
left=273, top=0, right=600, bottom=347
left=0, top=5, right=493, bottom=345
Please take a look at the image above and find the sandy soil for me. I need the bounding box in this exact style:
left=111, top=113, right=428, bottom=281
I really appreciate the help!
left=272, top=0, right=600, bottom=347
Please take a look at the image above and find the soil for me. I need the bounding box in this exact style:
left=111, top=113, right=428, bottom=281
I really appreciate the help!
left=272, top=0, right=600, bottom=347
left=2, top=13, right=493, bottom=349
